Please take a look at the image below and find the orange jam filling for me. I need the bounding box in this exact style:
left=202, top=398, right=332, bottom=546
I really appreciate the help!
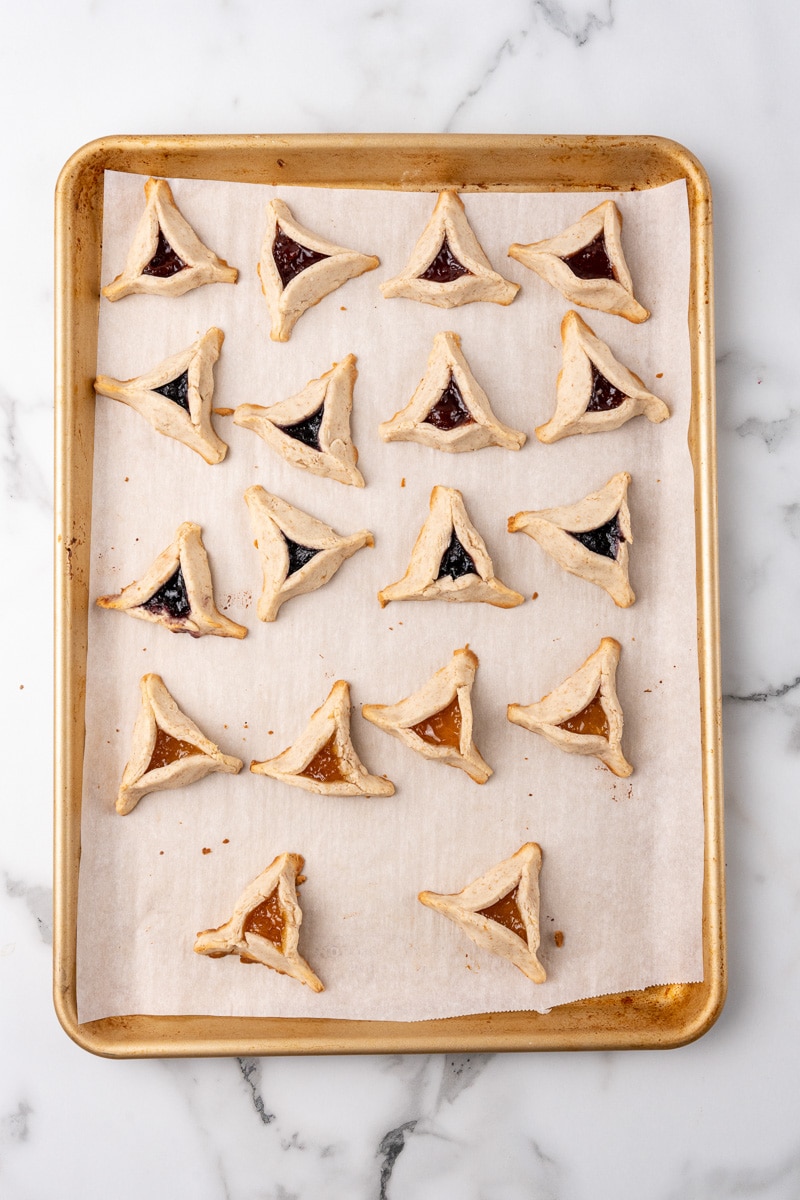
left=478, top=887, right=527, bottom=942
left=147, top=726, right=202, bottom=772
left=411, top=696, right=462, bottom=750
left=301, top=735, right=348, bottom=783
left=558, top=691, right=609, bottom=738
left=243, top=888, right=285, bottom=948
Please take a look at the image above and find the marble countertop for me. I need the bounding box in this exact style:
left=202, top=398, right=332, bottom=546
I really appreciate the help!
left=3, top=1, right=799, bottom=1196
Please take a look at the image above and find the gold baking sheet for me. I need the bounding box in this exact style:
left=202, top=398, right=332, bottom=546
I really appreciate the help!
left=54, top=134, right=723, bottom=1056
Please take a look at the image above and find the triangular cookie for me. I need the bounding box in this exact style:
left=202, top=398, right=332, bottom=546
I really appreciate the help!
left=251, top=680, right=395, bottom=797
left=537, top=311, right=669, bottom=443
left=507, top=637, right=632, bottom=777
left=244, top=486, right=374, bottom=622
left=234, top=355, right=364, bottom=486
left=258, top=198, right=379, bottom=341
left=378, top=331, right=526, bottom=453
left=194, top=853, right=324, bottom=992
left=381, top=191, right=519, bottom=309
left=378, top=485, right=524, bottom=609
left=116, top=673, right=243, bottom=815
left=102, top=178, right=238, bottom=301
left=96, top=521, right=247, bottom=638
left=362, top=647, right=492, bottom=784
left=94, top=327, right=228, bottom=464
left=419, top=843, right=545, bottom=983
left=508, top=200, right=649, bottom=323
left=509, top=472, right=634, bottom=608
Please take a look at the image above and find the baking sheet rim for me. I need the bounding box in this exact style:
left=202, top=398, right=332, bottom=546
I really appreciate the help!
left=54, top=133, right=724, bottom=1056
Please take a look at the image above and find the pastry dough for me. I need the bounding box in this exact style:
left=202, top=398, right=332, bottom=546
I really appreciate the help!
left=234, top=355, right=364, bottom=486
left=94, top=327, right=228, bottom=464
left=251, top=680, right=395, bottom=797
left=378, top=485, right=524, bottom=609
left=116, top=673, right=243, bottom=815
left=381, top=190, right=519, bottom=308
left=244, top=486, right=374, bottom=622
left=378, top=331, right=526, bottom=453
left=508, top=200, right=648, bottom=323
left=419, top=843, right=545, bottom=983
left=507, top=637, right=632, bottom=777
left=258, top=198, right=379, bottom=341
left=508, top=472, right=634, bottom=608
left=194, top=853, right=324, bottom=992
left=362, top=647, right=492, bottom=784
left=96, top=521, right=247, bottom=637
left=102, top=178, right=237, bottom=301
left=537, top=311, right=669, bottom=443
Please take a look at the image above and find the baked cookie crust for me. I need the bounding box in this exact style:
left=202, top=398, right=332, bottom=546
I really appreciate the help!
left=378, top=485, right=524, bottom=609
left=507, top=637, right=632, bottom=777
left=194, top=853, right=324, bottom=992
left=96, top=521, right=247, bottom=638
left=362, top=647, right=492, bottom=784
left=537, top=311, right=669, bottom=443
left=508, top=200, right=648, bottom=323
left=234, top=354, right=364, bottom=487
left=378, top=331, right=526, bottom=453
left=244, top=486, right=374, bottom=622
left=116, top=673, right=243, bottom=815
left=508, top=472, right=634, bottom=608
left=102, top=178, right=238, bottom=301
left=251, top=680, right=395, bottom=797
left=258, top=198, right=379, bottom=341
left=419, top=843, right=546, bottom=984
left=94, top=327, right=228, bottom=464
left=381, top=191, right=519, bottom=309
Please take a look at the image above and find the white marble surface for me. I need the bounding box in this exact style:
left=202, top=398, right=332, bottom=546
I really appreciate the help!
left=2, top=1, right=799, bottom=1196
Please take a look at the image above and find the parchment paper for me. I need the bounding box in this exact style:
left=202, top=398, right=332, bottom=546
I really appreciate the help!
left=76, top=172, right=702, bottom=1022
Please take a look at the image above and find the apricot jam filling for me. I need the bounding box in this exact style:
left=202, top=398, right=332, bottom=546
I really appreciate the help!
left=147, top=726, right=202, bottom=772
left=243, top=888, right=285, bottom=947
left=411, top=696, right=462, bottom=750
left=558, top=691, right=609, bottom=738
left=478, top=887, right=527, bottom=942
left=301, top=735, right=348, bottom=783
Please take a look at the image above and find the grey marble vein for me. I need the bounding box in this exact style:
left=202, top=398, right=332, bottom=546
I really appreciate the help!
left=735, top=411, right=800, bottom=453
left=445, top=1, right=613, bottom=130
left=0, top=1101, right=32, bottom=1146
left=724, top=676, right=800, bottom=703
left=4, top=876, right=52, bottom=945
left=783, top=502, right=800, bottom=539
left=662, top=1146, right=800, bottom=1199
left=533, top=0, right=614, bottom=46
left=528, top=1135, right=561, bottom=1200
left=445, top=30, right=529, bottom=131
left=368, top=3, right=403, bottom=19
left=378, top=1120, right=417, bottom=1200
left=788, top=717, right=800, bottom=753
left=436, top=1054, right=493, bottom=1107
left=237, top=1057, right=276, bottom=1125
left=0, top=387, right=51, bottom=511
